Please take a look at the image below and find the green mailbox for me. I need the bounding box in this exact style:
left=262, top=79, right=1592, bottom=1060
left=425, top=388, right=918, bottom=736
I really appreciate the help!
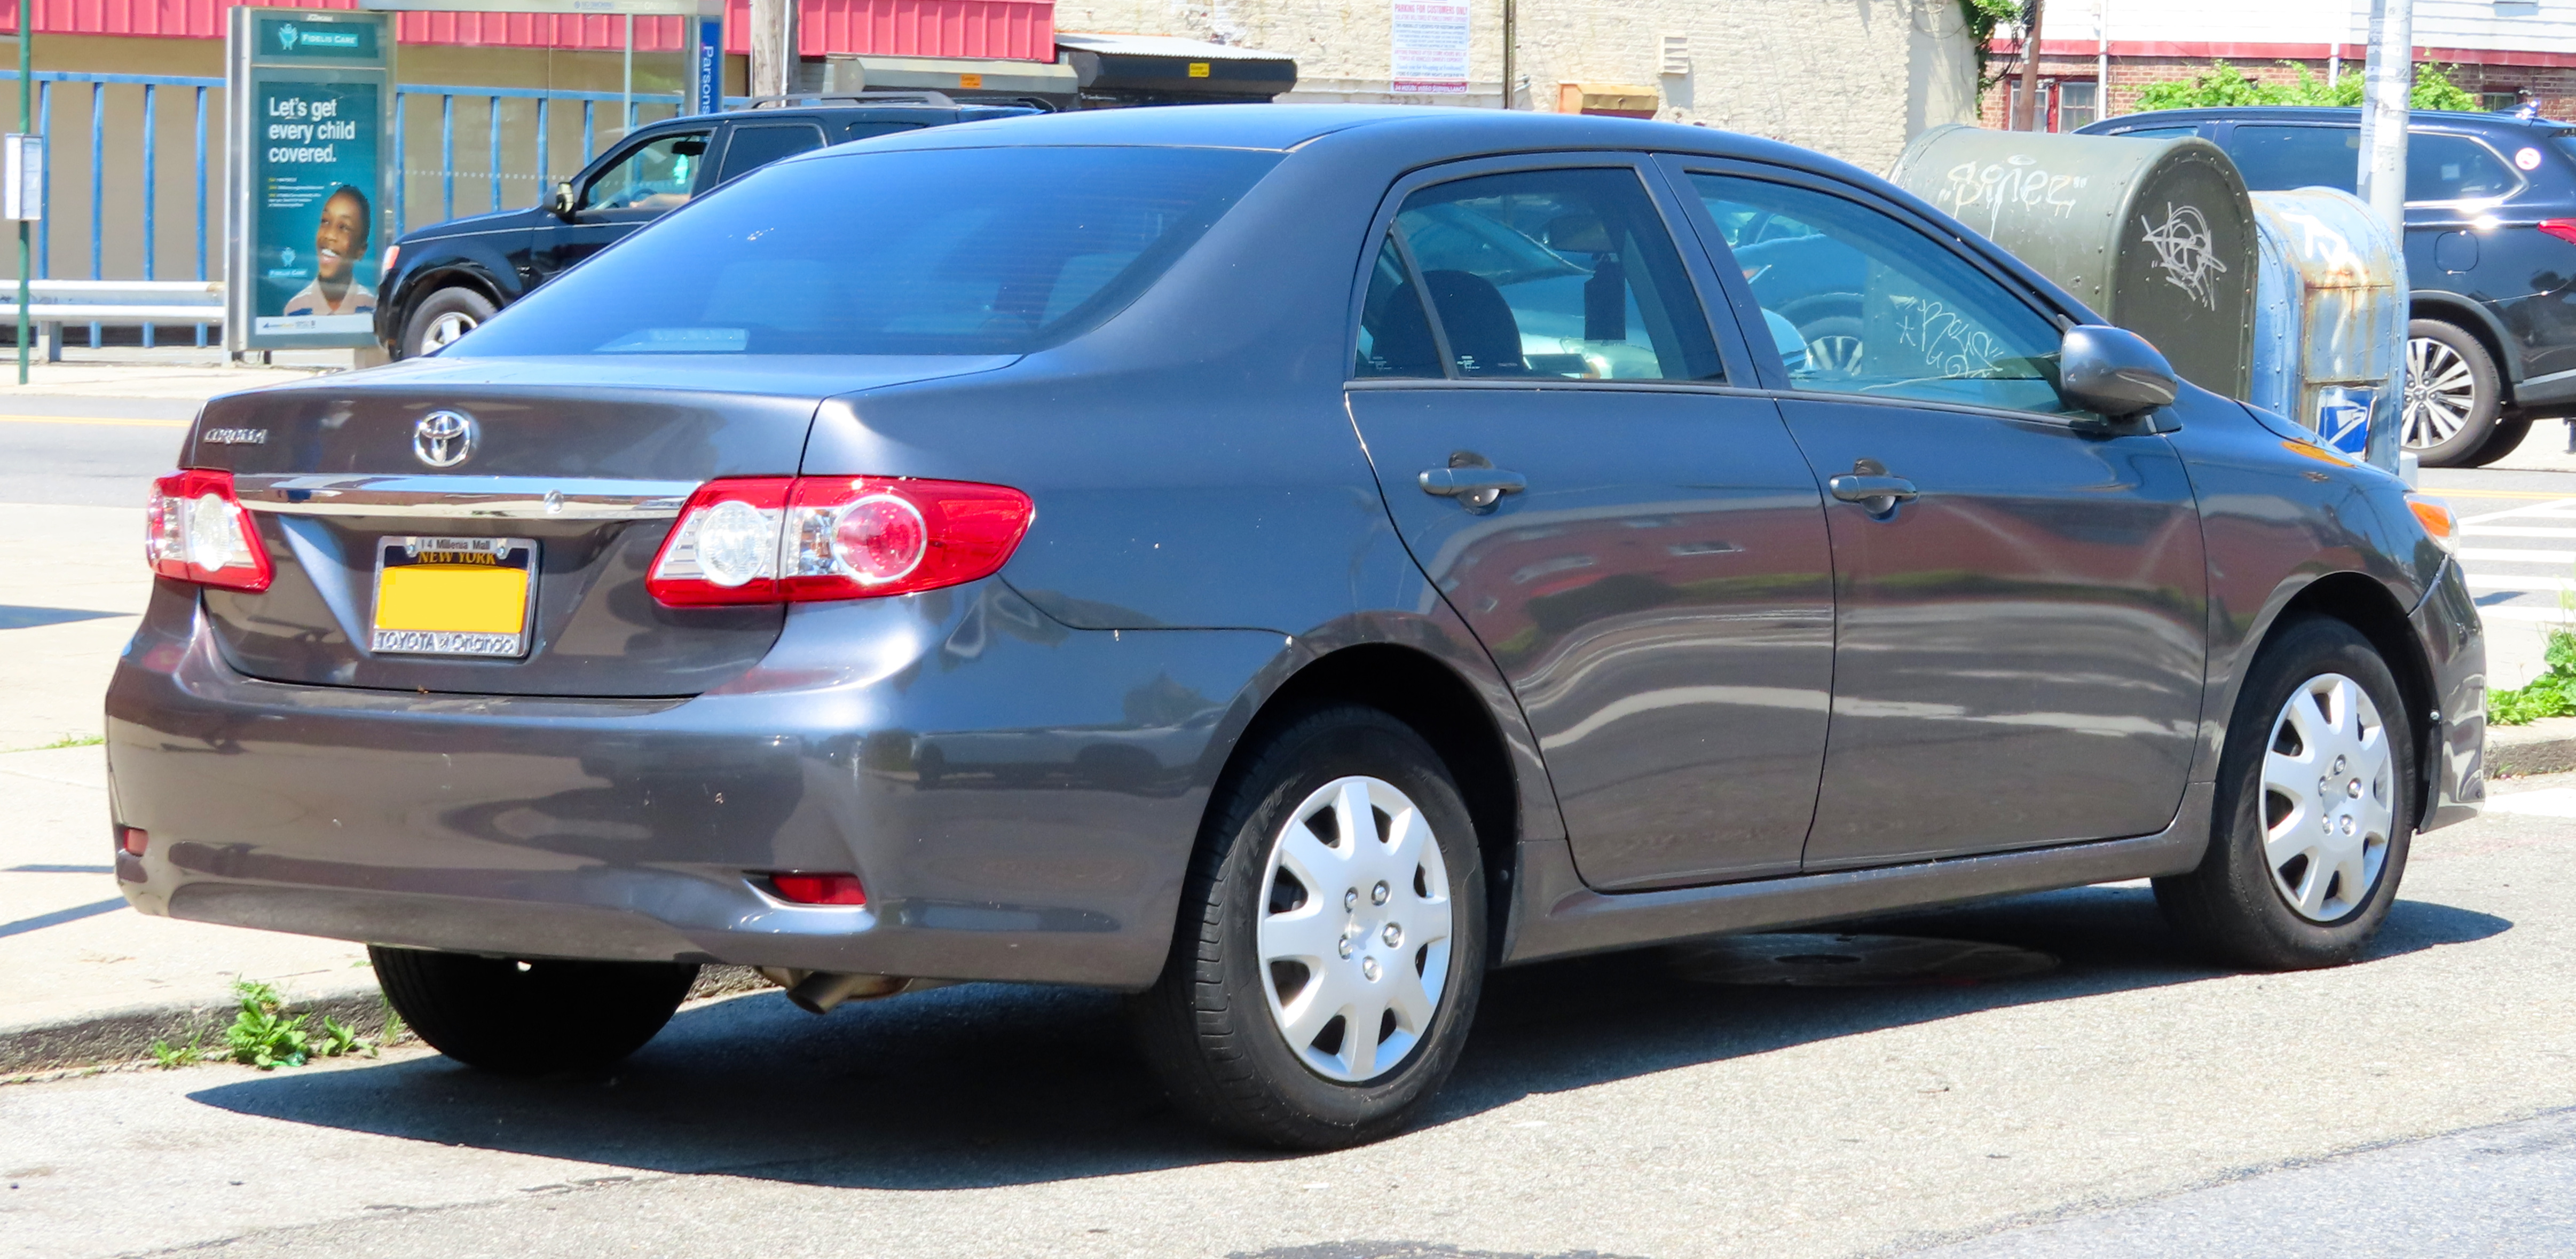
left=1890, top=123, right=2257, bottom=400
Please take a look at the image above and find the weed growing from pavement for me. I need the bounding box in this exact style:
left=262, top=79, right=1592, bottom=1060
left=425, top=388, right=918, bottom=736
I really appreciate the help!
left=16, top=733, right=103, bottom=751
left=217, top=980, right=378, bottom=1071
left=149, top=1032, right=204, bottom=1069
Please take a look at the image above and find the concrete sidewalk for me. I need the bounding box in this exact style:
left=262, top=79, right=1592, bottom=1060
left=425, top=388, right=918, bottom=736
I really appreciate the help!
left=0, top=345, right=364, bottom=401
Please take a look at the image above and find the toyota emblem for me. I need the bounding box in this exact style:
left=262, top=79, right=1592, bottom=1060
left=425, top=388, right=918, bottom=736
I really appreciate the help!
left=413, top=410, right=476, bottom=468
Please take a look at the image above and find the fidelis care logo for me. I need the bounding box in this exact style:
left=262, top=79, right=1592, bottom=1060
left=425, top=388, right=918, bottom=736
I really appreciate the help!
left=277, top=22, right=300, bottom=51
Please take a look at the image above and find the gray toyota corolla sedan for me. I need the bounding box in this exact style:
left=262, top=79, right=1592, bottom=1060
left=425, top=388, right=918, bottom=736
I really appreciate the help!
left=109, top=106, right=2484, bottom=1149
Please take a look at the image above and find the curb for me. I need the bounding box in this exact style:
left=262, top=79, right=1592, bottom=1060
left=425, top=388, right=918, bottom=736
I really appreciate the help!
left=2487, top=717, right=2576, bottom=778
left=1, top=964, right=772, bottom=1081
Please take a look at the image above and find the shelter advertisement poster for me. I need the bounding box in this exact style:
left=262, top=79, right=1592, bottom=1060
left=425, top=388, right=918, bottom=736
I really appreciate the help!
left=227, top=9, right=394, bottom=351
left=1390, top=0, right=1470, bottom=94
left=251, top=80, right=382, bottom=338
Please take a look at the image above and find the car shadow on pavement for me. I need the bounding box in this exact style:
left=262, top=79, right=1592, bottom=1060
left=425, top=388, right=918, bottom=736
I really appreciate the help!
left=186, top=885, right=2510, bottom=1187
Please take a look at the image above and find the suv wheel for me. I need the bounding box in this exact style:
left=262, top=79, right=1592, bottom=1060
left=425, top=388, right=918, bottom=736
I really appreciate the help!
left=2403, top=319, right=2504, bottom=467
left=1131, top=705, right=1487, bottom=1149
left=400, top=285, right=499, bottom=359
left=2463, top=414, right=2534, bottom=468
left=2154, top=617, right=2414, bottom=970
left=371, top=945, right=698, bottom=1074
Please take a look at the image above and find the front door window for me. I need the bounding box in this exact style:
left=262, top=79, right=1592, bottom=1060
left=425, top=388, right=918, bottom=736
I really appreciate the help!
left=585, top=131, right=711, bottom=213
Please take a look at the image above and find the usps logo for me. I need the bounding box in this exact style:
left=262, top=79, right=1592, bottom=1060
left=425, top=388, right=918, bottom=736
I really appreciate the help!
left=2316, top=386, right=2376, bottom=457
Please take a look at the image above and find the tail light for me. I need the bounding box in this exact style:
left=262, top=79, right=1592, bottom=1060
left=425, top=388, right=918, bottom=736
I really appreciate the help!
left=146, top=470, right=273, bottom=591
left=765, top=872, right=867, bottom=906
left=648, top=476, right=1033, bottom=606
left=2540, top=219, right=2576, bottom=247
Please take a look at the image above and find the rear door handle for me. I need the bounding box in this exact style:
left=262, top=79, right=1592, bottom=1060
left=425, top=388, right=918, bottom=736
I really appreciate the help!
left=1827, top=473, right=1919, bottom=515
left=1419, top=466, right=1527, bottom=511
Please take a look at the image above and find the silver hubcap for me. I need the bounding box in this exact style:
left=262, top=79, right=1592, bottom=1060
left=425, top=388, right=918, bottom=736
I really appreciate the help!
left=1805, top=334, right=1864, bottom=377
left=2261, top=673, right=2394, bottom=923
left=2402, top=336, right=2478, bottom=449
left=423, top=310, right=478, bottom=351
left=1257, top=775, right=1454, bottom=1083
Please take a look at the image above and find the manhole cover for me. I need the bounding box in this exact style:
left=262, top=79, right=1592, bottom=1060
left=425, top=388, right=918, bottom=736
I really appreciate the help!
left=1666, top=932, right=2059, bottom=987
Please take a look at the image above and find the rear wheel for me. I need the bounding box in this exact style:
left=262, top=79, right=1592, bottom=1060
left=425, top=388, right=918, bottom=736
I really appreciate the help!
left=399, top=285, right=498, bottom=359
left=1131, top=705, right=1486, bottom=1149
left=2154, top=618, right=2414, bottom=970
left=2402, top=319, right=2503, bottom=467
left=371, top=945, right=697, bottom=1074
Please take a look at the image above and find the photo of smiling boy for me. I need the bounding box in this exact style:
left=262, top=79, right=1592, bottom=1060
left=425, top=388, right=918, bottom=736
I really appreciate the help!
left=281, top=184, right=374, bottom=318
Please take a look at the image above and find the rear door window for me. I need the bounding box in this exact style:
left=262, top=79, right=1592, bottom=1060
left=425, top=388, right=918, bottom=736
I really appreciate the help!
left=1378, top=167, right=1723, bottom=382
left=2409, top=132, right=2520, bottom=202
left=713, top=122, right=829, bottom=185
left=2223, top=124, right=2360, bottom=193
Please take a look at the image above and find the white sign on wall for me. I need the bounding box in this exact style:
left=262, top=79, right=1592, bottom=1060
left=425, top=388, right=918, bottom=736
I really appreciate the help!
left=1391, top=0, right=1470, bottom=94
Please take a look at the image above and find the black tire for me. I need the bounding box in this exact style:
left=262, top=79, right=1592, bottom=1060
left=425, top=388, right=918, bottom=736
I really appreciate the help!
left=2155, top=617, right=2415, bottom=970
left=2463, top=414, right=2534, bottom=468
left=371, top=945, right=697, bottom=1074
left=1130, top=704, right=1487, bottom=1150
left=398, top=285, right=499, bottom=360
left=2404, top=319, right=2504, bottom=468
left=1794, top=314, right=1865, bottom=378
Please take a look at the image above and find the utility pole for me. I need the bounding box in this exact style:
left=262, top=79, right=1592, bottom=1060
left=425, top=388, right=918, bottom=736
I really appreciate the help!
left=2358, top=0, right=2410, bottom=241
left=750, top=0, right=798, bottom=98
left=2019, top=0, right=2045, bottom=130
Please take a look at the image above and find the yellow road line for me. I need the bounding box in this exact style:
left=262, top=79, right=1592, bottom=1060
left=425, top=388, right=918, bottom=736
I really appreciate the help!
left=0, top=414, right=186, bottom=429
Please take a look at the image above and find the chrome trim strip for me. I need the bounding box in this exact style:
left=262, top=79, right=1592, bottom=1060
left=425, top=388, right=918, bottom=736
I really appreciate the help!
left=234, top=474, right=697, bottom=521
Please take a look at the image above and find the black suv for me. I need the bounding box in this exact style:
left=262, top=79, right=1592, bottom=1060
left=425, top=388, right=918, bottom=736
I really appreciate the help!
left=2081, top=106, right=2576, bottom=466
left=375, top=93, right=1037, bottom=359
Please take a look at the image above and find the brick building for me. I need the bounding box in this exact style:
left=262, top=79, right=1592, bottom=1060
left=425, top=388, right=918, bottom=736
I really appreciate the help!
left=1975, top=0, right=2576, bottom=131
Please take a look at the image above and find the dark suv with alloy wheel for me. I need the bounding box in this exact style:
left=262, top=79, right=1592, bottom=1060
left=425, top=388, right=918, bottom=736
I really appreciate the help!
left=119, top=107, right=2483, bottom=1149
left=373, top=93, right=1037, bottom=360
left=2080, top=106, right=2576, bottom=467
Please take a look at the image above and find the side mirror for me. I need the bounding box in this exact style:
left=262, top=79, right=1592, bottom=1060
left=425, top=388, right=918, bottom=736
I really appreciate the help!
left=551, top=181, right=577, bottom=219
left=2058, top=324, right=2179, bottom=418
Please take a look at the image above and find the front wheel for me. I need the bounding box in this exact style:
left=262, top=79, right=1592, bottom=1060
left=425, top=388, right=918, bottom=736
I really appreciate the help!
left=1131, top=705, right=1487, bottom=1149
left=371, top=945, right=697, bottom=1074
left=2155, top=618, right=2415, bottom=970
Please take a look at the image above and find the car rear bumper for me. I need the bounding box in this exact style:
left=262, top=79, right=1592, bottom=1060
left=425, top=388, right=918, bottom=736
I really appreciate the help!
left=105, top=577, right=1282, bottom=988
left=2412, top=555, right=2487, bottom=831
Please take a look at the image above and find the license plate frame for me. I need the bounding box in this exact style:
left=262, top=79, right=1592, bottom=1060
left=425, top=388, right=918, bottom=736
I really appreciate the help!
left=369, top=535, right=539, bottom=658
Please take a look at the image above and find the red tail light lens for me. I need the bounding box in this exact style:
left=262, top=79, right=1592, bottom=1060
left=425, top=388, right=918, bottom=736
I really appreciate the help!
left=767, top=872, right=867, bottom=906
left=146, top=470, right=273, bottom=592
left=2540, top=219, right=2576, bottom=247
left=649, top=476, right=1033, bottom=606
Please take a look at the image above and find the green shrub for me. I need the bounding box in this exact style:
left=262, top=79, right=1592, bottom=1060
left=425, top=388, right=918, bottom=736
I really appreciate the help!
left=2134, top=60, right=2479, bottom=113
left=2490, top=629, right=2576, bottom=726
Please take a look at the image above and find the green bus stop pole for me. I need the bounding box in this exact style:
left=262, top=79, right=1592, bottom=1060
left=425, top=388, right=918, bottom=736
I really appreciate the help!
left=17, top=11, right=30, bottom=386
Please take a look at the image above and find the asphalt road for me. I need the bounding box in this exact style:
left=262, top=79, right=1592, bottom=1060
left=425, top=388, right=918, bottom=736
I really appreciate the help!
left=0, top=397, right=191, bottom=508
left=6, top=769, right=2573, bottom=1259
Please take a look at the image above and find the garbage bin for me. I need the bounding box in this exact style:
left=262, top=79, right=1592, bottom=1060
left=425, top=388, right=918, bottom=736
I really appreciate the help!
left=1890, top=124, right=2257, bottom=400
left=2248, top=188, right=2407, bottom=473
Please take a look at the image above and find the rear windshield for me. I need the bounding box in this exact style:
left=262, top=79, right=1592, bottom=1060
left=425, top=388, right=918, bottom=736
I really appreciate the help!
left=454, top=145, right=1281, bottom=357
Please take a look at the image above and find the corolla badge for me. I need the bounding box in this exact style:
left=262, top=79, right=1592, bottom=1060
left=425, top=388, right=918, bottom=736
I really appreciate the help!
left=413, top=410, right=476, bottom=468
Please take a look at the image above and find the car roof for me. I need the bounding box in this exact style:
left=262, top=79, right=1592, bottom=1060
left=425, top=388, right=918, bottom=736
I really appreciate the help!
left=2090, top=106, right=2567, bottom=134
left=830, top=103, right=1864, bottom=170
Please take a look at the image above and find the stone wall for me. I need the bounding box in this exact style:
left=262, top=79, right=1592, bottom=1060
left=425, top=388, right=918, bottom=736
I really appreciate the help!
left=1052, top=0, right=1982, bottom=170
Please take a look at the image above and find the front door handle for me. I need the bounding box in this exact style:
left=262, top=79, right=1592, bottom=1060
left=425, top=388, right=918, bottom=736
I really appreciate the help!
left=1420, top=466, right=1527, bottom=511
left=1827, top=473, right=1919, bottom=516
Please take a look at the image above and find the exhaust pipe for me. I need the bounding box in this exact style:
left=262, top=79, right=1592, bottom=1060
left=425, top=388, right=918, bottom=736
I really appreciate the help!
left=785, top=970, right=911, bottom=1014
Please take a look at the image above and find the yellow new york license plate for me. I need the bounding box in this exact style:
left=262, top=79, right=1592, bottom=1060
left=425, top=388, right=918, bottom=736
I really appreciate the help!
left=370, top=536, right=537, bottom=658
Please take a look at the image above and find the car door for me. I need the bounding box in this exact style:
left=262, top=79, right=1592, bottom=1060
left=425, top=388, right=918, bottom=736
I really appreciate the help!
left=709, top=118, right=830, bottom=189
left=1345, top=156, right=1836, bottom=890
left=1667, top=160, right=2208, bottom=869
left=532, top=125, right=715, bottom=282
